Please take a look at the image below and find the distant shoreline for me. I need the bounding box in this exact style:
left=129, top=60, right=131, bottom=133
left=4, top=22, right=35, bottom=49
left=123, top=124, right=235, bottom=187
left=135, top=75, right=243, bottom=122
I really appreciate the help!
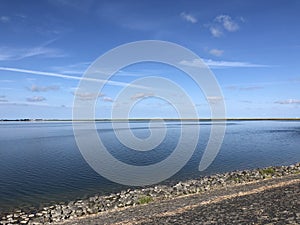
left=1, top=118, right=300, bottom=122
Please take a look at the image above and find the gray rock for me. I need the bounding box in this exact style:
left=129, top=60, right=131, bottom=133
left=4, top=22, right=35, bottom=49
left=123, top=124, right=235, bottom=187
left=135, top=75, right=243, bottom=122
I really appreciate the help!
left=2, top=162, right=300, bottom=225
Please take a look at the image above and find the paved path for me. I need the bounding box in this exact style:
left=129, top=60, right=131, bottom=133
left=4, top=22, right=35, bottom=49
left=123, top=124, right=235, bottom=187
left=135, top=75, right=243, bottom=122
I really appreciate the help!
left=60, top=174, right=300, bottom=225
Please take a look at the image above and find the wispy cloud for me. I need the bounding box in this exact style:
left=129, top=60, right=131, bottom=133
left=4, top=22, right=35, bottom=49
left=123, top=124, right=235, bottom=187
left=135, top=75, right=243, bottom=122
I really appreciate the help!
left=180, top=12, right=197, bottom=24
left=96, top=2, right=159, bottom=32
left=225, top=85, right=239, bottom=90
left=207, top=96, right=223, bottom=104
left=0, top=45, right=65, bottom=61
left=72, top=91, right=104, bottom=101
left=0, top=79, right=14, bottom=83
left=26, top=96, right=46, bottom=102
left=14, top=14, right=27, bottom=19
left=240, top=86, right=264, bottom=90
left=0, top=66, right=148, bottom=89
left=240, top=100, right=252, bottom=103
left=289, top=77, right=300, bottom=82
left=73, top=91, right=114, bottom=102
left=0, top=16, right=10, bottom=23
left=23, top=46, right=65, bottom=58
left=0, top=100, right=67, bottom=107
left=28, top=85, right=60, bottom=92
left=115, top=70, right=146, bottom=77
left=204, top=59, right=268, bottom=68
left=180, top=58, right=268, bottom=68
left=131, top=92, right=154, bottom=100
left=52, top=62, right=91, bottom=75
left=274, top=99, right=300, bottom=105
left=226, top=85, right=264, bottom=91
left=50, top=0, right=94, bottom=13
left=209, top=48, right=224, bottom=57
left=0, top=95, right=8, bottom=102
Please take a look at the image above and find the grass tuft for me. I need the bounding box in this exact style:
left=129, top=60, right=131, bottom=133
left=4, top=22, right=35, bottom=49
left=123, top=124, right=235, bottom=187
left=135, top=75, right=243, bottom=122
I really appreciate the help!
left=259, top=168, right=275, bottom=176
left=138, top=196, right=153, bottom=204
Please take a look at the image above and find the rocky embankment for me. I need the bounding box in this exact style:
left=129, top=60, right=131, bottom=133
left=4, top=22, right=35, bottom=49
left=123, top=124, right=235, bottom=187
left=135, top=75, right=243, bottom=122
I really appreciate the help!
left=1, top=163, right=300, bottom=225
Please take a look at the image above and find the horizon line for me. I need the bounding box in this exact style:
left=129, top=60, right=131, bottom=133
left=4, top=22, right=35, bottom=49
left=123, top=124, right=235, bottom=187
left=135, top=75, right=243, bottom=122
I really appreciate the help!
left=1, top=118, right=299, bottom=121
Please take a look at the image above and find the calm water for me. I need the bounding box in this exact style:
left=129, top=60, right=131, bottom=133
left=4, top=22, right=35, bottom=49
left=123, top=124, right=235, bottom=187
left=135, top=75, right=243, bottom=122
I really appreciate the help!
left=0, top=120, right=299, bottom=213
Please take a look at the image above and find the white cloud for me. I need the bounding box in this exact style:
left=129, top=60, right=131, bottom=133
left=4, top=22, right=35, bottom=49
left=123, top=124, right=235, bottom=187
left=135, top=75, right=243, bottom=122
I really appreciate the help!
left=0, top=16, right=10, bottom=23
left=209, top=27, right=222, bottom=37
left=180, top=58, right=268, bottom=68
left=275, top=99, right=300, bottom=104
left=131, top=92, right=154, bottom=100
left=26, top=96, right=46, bottom=102
left=215, top=15, right=239, bottom=32
left=28, top=85, right=60, bottom=92
left=180, top=12, right=197, bottom=24
left=209, top=48, right=224, bottom=57
left=102, top=96, right=114, bottom=102
left=208, top=15, right=240, bottom=37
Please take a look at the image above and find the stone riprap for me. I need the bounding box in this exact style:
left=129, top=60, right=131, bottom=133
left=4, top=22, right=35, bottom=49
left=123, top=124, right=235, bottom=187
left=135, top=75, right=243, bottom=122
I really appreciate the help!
left=1, top=163, right=299, bottom=225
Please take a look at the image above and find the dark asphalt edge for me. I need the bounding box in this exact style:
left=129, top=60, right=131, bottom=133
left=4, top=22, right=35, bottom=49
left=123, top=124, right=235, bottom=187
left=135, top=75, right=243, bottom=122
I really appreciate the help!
left=59, top=173, right=300, bottom=225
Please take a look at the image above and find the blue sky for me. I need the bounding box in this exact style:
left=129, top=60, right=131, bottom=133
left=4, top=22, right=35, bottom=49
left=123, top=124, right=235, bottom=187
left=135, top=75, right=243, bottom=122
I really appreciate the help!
left=0, top=0, right=299, bottom=119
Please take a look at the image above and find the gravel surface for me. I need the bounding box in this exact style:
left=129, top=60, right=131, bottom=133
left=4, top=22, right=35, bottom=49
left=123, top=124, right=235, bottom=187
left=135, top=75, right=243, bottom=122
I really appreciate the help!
left=60, top=174, right=300, bottom=225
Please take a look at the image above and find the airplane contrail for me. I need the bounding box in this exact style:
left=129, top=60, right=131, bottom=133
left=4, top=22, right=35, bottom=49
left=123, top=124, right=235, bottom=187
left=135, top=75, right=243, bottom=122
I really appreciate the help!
left=0, top=66, right=148, bottom=89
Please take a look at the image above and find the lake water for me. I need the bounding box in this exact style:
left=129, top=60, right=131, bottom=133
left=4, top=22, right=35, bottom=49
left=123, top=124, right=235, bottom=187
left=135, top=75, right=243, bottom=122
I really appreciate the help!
left=0, top=120, right=299, bottom=213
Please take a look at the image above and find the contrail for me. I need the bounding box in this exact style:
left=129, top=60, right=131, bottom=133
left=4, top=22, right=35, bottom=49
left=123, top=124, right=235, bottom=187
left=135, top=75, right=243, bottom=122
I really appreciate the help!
left=0, top=66, right=148, bottom=89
